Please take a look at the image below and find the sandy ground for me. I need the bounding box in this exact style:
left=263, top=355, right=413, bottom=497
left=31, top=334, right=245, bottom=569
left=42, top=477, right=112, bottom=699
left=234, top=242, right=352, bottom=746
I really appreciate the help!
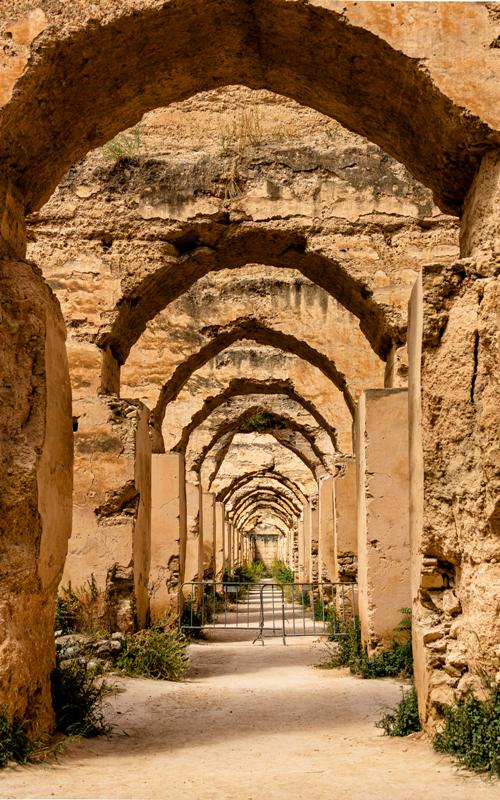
left=1, top=634, right=498, bottom=800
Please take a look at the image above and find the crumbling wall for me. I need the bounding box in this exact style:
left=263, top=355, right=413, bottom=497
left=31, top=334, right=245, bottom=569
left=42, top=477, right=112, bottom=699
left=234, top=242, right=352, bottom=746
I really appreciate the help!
left=0, top=259, right=72, bottom=734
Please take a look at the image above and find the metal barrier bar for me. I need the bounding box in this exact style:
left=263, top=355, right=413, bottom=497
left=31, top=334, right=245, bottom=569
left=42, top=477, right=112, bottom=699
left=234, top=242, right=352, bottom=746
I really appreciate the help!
left=179, top=580, right=357, bottom=644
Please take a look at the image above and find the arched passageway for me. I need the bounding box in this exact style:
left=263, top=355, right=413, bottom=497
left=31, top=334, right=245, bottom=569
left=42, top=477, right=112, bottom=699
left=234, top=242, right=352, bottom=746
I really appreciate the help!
left=0, top=0, right=498, bottom=753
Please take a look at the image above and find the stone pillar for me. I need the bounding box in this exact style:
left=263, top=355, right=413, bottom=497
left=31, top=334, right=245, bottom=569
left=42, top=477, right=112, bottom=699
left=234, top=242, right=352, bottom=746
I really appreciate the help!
left=318, top=475, right=336, bottom=581
left=0, top=260, right=72, bottom=735
left=214, top=502, right=225, bottom=578
left=185, top=481, right=202, bottom=587
left=356, top=388, right=411, bottom=652
left=334, top=460, right=358, bottom=582
left=201, top=492, right=216, bottom=578
left=303, top=501, right=312, bottom=583
left=225, top=517, right=232, bottom=573
left=297, top=513, right=305, bottom=581
left=310, top=497, right=319, bottom=583
left=149, top=453, right=186, bottom=618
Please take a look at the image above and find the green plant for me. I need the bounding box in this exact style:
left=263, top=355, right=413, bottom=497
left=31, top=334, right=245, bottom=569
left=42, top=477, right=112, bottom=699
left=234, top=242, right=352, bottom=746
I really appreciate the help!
left=241, top=412, right=284, bottom=433
left=102, top=126, right=142, bottom=161
left=55, top=592, right=80, bottom=634
left=55, top=577, right=110, bottom=635
left=376, top=685, right=421, bottom=736
left=0, top=707, right=30, bottom=768
left=51, top=660, right=110, bottom=737
left=325, top=608, right=413, bottom=679
left=117, top=627, right=189, bottom=681
left=242, top=560, right=267, bottom=582
left=270, top=560, right=294, bottom=584
left=434, top=688, right=500, bottom=777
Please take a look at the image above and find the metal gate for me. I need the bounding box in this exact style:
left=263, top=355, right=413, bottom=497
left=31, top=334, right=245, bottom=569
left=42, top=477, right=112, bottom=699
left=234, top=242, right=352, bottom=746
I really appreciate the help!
left=179, top=580, right=357, bottom=644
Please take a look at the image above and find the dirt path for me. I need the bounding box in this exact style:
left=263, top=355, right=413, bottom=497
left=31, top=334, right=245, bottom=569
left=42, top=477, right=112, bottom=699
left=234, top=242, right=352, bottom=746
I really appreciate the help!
left=2, top=637, right=497, bottom=800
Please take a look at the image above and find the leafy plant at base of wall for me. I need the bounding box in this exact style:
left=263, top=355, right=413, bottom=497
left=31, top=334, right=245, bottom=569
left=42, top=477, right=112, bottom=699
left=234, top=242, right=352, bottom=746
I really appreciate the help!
left=179, top=596, right=209, bottom=638
left=326, top=608, right=413, bottom=679
left=0, top=707, right=30, bottom=768
left=376, top=685, right=421, bottom=736
left=242, top=561, right=267, bottom=582
left=116, top=627, right=189, bottom=681
left=270, top=560, right=294, bottom=584
left=51, top=660, right=110, bottom=737
left=433, top=688, right=500, bottom=777
left=55, top=576, right=110, bottom=635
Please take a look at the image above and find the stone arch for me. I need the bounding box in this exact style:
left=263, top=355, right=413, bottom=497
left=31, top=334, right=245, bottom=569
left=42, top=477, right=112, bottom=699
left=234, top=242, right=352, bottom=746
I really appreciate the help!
left=1, top=0, right=494, bottom=219
left=229, top=485, right=303, bottom=520
left=153, top=319, right=355, bottom=427
left=172, top=378, right=340, bottom=454
left=236, top=502, right=296, bottom=532
left=103, top=226, right=403, bottom=367
left=190, top=405, right=329, bottom=483
left=232, top=492, right=301, bottom=527
left=204, top=425, right=325, bottom=489
left=218, top=469, right=309, bottom=507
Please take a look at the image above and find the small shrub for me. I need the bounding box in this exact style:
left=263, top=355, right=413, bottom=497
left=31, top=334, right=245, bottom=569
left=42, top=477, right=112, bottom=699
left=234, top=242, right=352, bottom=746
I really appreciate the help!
left=376, top=685, right=421, bottom=736
left=326, top=608, right=413, bottom=679
left=51, top=660, right=110, bottom=737
left=55, top=577, right=110, bottom=635
left=434, top=688, right=500, bottom=777
left=242, top=560, right=266, bottom=582
left=0, top=707, right=30, bottom=768
left=55, top=593, right=79, bottom=634
left=117, top=628, right=189, bottom=681
left=270, top=560, right=294, bottom=584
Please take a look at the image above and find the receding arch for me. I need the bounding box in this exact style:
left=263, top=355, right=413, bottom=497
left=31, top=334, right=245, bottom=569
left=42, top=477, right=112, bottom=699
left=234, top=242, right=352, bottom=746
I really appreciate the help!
left=236, top=501, right=295, bottom=532
left=191, top=405, right=329, bottom=484
left=232, top=493, right=301, bottom=528
left=226, top=476, right=306, bottom=515
left=153, top=319, right=355, bottom=424
left=219, top=468, right=309, bottom=506
left=2, top=0, right=494, bottom=218
left=230, top=483, right=303, bottom=516
left=172, top=378, right=339, bottom=453
left=102, top=227, right=402, bottom=366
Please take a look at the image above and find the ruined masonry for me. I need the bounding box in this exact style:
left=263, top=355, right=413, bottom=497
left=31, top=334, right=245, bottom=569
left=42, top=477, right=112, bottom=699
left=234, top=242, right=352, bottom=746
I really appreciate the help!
left=0, top=0, right=498, bottom=739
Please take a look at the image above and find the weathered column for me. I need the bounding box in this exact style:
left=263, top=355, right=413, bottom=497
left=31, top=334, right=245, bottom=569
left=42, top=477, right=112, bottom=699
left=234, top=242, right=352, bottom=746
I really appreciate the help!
left=0, top=260, right=72, bottom=735
left=297, top=512, right=305, bottom=581
left=318, top=475, right=336, bottom=581
left=225, top=517, right=232, bottom=573
left=303, top=501, right=312, bottom=583
left=214, top=502, right=225, bottom=578
left=149, top=453, right=186, bottom=619
left=201, top=492, right=216, bottom=578
left=185, top=481, right=202, bottom=588
left=356, top=388, right=411, bottom=652
left=310, top=496, right=320, bottom=583
left=334, top=460, right=357, bottom=582
left=408, top=149, right=500, bottom=725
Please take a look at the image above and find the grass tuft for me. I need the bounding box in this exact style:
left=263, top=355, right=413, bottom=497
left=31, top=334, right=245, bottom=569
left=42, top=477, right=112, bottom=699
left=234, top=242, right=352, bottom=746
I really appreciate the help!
left=117, top=627, right=189, bottom=681
left=51, top=660, right=110, bottom=738
left=376, top=685, right=421, bottom=737
left=0, top=707, right=30, bottom=767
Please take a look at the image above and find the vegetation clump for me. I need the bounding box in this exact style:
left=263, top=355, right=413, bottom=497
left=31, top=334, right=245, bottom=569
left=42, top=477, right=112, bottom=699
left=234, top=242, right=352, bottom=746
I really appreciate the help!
left=325, top=608, right=413, bottom=679
left=117, top=626, right=189, bottom=681
left=55, top=577, right=109, bottom=635
left=433, top=688, right=500, bottom=777
left=270, top=559, right=294, bottom=584
left=376, top=686, right=421, bottom=737
left=0, top=708, right=30, bottom=767
left=51, top=659, right=110, bottom=737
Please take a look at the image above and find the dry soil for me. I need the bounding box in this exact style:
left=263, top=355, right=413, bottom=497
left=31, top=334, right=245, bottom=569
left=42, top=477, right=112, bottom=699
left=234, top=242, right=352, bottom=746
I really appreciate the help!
left=1, top=635, right=498, bottom=800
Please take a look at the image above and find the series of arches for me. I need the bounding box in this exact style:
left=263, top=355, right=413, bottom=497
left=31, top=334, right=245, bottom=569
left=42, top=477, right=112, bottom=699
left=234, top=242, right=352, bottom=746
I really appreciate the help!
left=0, top=0, right=497, bottom=743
